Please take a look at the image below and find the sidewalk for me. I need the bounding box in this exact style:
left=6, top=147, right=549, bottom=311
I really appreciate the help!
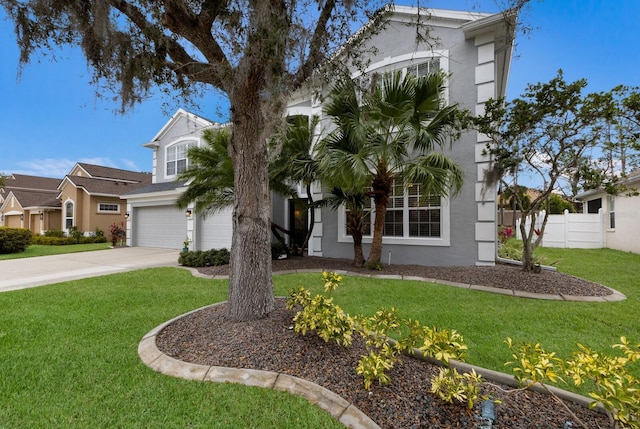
left=0, top=247, right=180, bottom=293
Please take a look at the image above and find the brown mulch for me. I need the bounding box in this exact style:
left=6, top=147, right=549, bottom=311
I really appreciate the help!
left=156, top=256, right=613, bottom=428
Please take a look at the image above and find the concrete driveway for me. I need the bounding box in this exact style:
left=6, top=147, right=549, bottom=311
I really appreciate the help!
left=0, top=247, right=180, bottom=293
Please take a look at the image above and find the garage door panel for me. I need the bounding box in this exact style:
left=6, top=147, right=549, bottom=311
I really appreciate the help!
left=133, top=206, right=186, bottom=249
left=197, top=207, right=233, bottom=250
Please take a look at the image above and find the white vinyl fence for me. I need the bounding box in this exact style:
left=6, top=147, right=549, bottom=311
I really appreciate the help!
left=516, top=209, right=604, bottom=249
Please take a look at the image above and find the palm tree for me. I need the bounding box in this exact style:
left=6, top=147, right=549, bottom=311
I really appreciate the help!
left=322, top=187, right=370, bottom=266
left=319, top=70, right=466, bottom=265
left=176, top=120, right=317, bottom=254
left=175, top=128, right=235, bottom=214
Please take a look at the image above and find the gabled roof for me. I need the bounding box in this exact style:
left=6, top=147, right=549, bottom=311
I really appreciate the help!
left=142, top=108, right=219, bottom=148
left=60, top=174, right=152, bottom=197
left=576, top=170, right=640, bottom=200
left=121, top=180, right=188, bottom=197
left=2, top=189, right=61, bottom=210
left=73, top=163, right=152, bottom=183
left=1, top=174, right=61, bottom=193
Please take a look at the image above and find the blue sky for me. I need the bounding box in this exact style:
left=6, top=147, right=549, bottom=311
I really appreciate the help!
left=1, top=0, right=638, bottom=179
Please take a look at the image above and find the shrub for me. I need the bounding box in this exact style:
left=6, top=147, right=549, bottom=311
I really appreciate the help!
left=271, top=241, right=287, bottom=260
left=109, top=222, right=126, bottom=246
left=506, top=337, right=640, bottom=429
left=94, top=227, right=105, bottom=238
left=0, top=227, right=32, bottom=254
left=44, top=229, right=65, bottom=238
left=31, top=235, right=107, bottom=245
left=287, top=285, right=355, bottom=348
left=179, top=248, right=231, bottom=267
left=288, top=273, right=475, bottom=404
left=68, top=226, right=84, bottom=243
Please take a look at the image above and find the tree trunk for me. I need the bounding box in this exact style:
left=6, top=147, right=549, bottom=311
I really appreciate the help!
left=226, top=88, right=275, bottom=322
left=353, top=234, right=365, bottom=267
left=299, top=182, right=315, bottom=256
left=367, top=199, right=386, bottom=265
left=520, top=213, right=536, bottom=272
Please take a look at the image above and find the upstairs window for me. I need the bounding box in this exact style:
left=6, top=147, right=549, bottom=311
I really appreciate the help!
left=166, top=140, right=195, bottom=177
left=406, top=57, right=441, bottom=78
left=355, top=57, right=442, bottom=104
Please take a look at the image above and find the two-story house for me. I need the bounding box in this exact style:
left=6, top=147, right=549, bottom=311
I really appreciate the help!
left=122, top=109, right=233, bottom=250
left=276, top=6, right=516, bottom=266
left=124, top=6, right=516, bottom=267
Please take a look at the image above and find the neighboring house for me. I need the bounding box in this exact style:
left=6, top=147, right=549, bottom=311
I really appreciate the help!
left=0, top=174, right=62, bottom=234
left=277, top=6, right=516, bottom=266
left=575, top=171, right=640, bottom=254
left=57, top=163, right=151, bottom=235
left=123, top=109, right=233, bottom=250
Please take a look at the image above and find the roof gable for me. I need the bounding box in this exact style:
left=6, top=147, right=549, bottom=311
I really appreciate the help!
left=143, top=108, right=219, bottom=148
left=72, top=163, right=152, bottom=183
left=1, top=174, right=61, bottom=193
left=59, top=174, right=152, bottom=197
left=1, top=189, right=61, bottom=211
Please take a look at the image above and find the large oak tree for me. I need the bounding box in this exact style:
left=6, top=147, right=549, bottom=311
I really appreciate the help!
left=1, top=0, right=386, bottom=320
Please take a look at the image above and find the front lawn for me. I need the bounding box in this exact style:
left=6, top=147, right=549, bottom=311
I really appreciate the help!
left=0, top=247, right=637, bottom=427
left=0, top=268, right=343, bottom=428
left=0, top=243, right=112, bottom=260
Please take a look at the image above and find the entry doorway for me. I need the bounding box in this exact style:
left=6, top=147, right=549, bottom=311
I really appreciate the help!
left=288, top=198, right=308, bottom=252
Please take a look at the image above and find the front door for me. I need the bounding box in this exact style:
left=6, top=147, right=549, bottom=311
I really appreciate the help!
left=288, top=198, right=308, bottom=251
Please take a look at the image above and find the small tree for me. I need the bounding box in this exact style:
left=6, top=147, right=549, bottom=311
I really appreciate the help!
left=475, top=70, right=616, bottom=272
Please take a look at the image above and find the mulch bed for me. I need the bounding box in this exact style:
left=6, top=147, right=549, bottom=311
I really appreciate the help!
left=156, top=257, right=613, bottom=428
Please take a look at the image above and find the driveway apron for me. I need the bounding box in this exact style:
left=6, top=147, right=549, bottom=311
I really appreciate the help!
left=0, top=247, right=180, bottom=292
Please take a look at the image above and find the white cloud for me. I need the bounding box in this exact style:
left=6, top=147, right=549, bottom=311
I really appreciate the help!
left=6, top=157, right=138, bottom=178
left=119, top=158, right=142, bottom=172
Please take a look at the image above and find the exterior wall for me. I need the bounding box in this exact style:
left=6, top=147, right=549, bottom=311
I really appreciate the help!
left=601, top=184, right=640, bottom=254
left=300, top=12, right=503, bottom=266
left=46, top=211, right=61, bottom=233
left=88, top=195, right=127, bottom=236
left=59, top=186, right=81, bottom=231
left=4, top=214, right=21, bottom=228
left=153, top=115, right=206, bottom=184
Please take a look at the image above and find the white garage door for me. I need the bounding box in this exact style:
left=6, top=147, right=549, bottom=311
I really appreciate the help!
left=197, top=207, right=233, bottom=250
left=133, top=205, right=186, bottom=249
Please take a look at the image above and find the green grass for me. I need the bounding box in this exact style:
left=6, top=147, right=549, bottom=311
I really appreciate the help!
left=0, top=268, right=343, bottom=429
left=0, top=243, right=112, bottom=260
left=272, top=247, right=640, bottom=380
left=1, top=247, right=638, bottom=427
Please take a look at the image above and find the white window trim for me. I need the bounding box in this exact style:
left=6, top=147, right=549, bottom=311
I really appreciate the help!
left=165, top=138, right=198, bottom=179
left=97, top=203, right=121, bottom=213
left=64, top=199, right=74, bottom=231
left=607, top=195, right=616, bottom=230
left=351, top=50, right=450, bottom=103
left=337, top=196, right=451, bottom=246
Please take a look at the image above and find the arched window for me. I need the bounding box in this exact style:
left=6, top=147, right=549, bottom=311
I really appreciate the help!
left=65, top=201, right=74, bottom=230
left=166, top=140, right=196, bottom=177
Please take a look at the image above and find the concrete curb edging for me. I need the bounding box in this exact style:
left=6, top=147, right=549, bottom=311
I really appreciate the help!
left=181, top=266, right=626, bottom=302
left=138, top=302, right=380, bottom=429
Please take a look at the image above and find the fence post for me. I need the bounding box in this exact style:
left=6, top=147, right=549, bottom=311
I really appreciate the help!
left=563, top=209, right=569, bottom=248
left=597, top=208, right=605, bottom=248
